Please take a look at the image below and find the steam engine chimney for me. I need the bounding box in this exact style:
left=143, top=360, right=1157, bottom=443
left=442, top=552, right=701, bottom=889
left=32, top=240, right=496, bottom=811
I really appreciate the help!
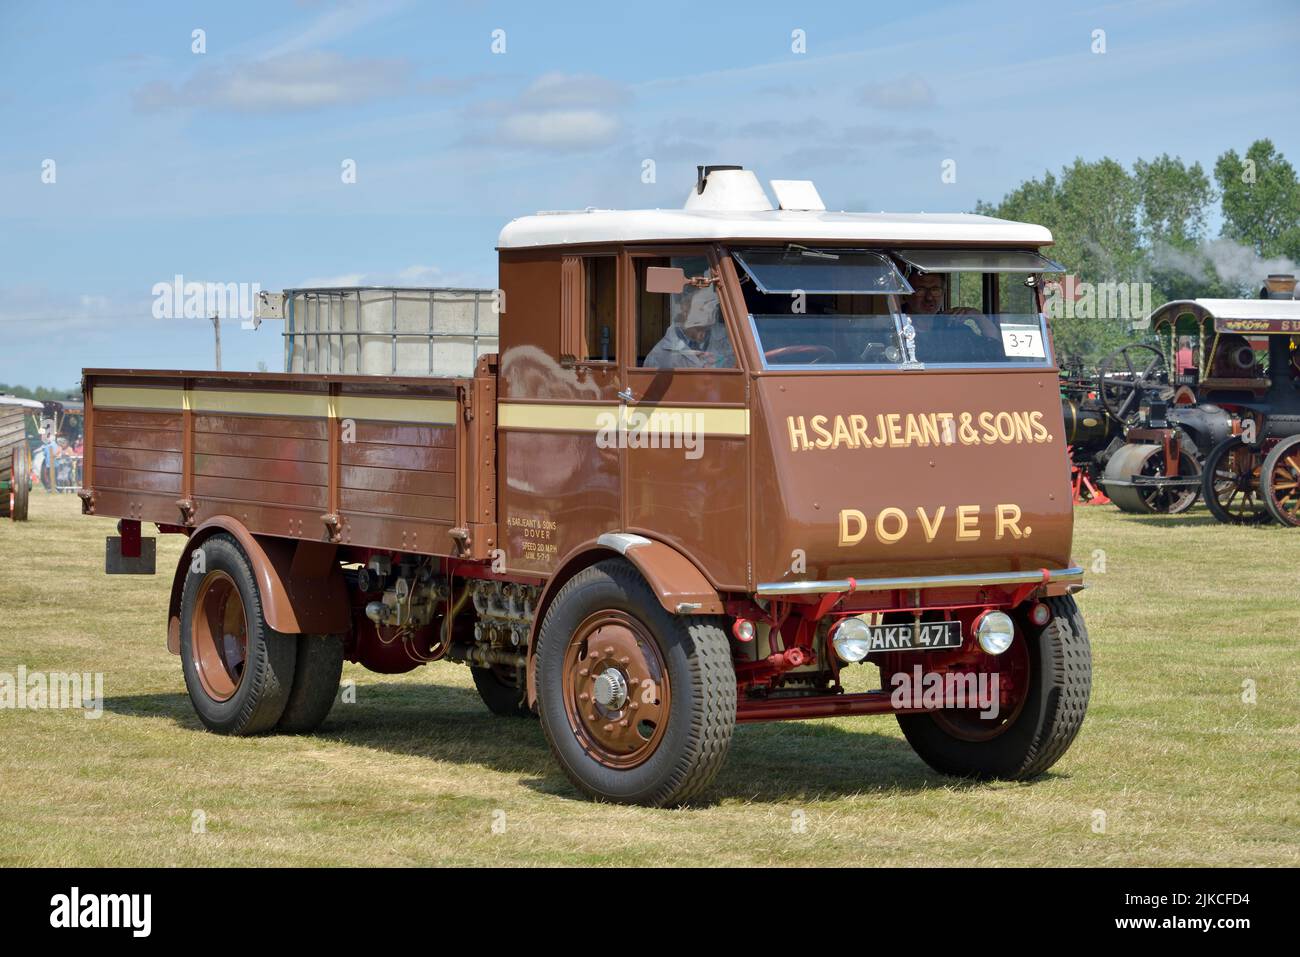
left=1261, top=273, right=1297, bottom=300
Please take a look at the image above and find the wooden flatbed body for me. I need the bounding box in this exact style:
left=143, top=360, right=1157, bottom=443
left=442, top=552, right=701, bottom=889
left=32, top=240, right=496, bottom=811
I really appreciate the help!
left=81, top=363, right=498, bottom=561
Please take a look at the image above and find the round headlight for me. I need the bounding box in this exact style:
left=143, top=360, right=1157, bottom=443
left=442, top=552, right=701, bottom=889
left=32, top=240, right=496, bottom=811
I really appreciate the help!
left=831, top=617, right=872, bottom=662
left=975, top=611, right=1015, bottom=655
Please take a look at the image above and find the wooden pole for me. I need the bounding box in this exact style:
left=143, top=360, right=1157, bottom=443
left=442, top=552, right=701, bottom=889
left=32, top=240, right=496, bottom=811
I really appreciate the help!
left=211, top=314, right=222, bottom=370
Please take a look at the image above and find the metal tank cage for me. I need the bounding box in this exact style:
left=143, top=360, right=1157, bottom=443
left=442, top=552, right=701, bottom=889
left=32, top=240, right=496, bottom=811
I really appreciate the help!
left=282, top=286, right=498, bottom=377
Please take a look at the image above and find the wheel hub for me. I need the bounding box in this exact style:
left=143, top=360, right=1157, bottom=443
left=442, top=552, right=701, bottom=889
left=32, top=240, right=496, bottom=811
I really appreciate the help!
left=592, top=669, right=628, bottom=710
left=561, top=611, right=671, bottom=769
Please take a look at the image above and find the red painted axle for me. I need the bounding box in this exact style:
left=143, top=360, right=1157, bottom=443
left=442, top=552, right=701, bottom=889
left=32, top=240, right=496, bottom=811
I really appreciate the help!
left=736, top=691, right=928, bottom=723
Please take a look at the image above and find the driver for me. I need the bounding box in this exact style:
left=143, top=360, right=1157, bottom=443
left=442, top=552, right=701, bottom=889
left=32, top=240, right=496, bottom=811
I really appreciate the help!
left=644, top=285, right=736, bottom=369
left=902, top=271, right=1001, bottom=362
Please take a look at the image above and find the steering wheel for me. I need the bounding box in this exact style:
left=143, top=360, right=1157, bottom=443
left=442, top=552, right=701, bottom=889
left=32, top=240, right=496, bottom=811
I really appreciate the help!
left=764, top=344, right=837, bottom=365
left=1097, top=343, right=1170, bottom=422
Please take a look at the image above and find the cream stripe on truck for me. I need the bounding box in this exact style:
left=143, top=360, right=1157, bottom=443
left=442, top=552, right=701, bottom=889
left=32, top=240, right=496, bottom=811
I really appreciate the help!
left=498, top=402, right=750, bottom=436
left=93, top=385, right=456, bottom=424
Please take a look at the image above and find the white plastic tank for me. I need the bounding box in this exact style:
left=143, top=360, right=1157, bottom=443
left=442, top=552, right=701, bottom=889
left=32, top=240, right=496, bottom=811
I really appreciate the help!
left=282, top=287, right=499, bottom=377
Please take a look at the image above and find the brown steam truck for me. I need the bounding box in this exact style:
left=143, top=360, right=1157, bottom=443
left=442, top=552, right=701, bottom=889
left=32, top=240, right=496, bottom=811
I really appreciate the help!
left=81, top=167, right=1091, bottom=805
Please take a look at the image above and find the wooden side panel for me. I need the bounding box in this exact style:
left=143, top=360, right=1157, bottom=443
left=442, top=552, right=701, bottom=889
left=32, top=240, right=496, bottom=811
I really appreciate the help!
left=193, top=412, right=329, bottom=512
left=89, top=399, right=185, bottom=525
left=337, top=419, right=457, bottom=529
left=83, top=370, right=482, bottom=558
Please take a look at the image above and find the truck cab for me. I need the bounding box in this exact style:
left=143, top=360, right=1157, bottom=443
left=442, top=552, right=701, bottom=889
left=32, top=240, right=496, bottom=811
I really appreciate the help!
left=83, top=165, right=1091, bottom=806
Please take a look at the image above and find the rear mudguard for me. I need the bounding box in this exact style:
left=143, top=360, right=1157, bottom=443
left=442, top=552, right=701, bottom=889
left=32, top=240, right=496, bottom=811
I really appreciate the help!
left=165, top=518, right=351, bottom=653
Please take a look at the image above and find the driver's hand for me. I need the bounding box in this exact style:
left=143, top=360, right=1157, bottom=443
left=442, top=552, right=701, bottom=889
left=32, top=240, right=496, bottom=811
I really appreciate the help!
left=947, top=307, right=997, bottom=337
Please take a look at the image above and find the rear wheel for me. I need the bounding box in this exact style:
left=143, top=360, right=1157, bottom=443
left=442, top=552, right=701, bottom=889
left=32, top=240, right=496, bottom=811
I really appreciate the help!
left=180, top=534, right=297, bottom=735
left=471, top=664, right=533, bottom=717
left=1261, top=434, right=1300, bottom=527
left=277, top=634, right=345, bottom=733
left=896, top=596, right=1091, bottom=779
left=1202, top=436, right=1271, bottom=525
left=535, top=560, right=735, bottom=806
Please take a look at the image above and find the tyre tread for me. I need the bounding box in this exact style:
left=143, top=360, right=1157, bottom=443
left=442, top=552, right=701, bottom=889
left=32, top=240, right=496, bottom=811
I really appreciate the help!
left=536, top=560, right=736, bottom=806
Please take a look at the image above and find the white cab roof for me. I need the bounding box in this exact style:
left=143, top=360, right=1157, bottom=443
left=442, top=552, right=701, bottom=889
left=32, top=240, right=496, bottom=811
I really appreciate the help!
left=497, top=208, right=1054, bottom=250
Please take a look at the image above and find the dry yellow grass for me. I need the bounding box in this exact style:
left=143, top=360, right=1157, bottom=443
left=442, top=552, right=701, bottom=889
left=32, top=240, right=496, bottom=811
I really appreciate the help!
left=0, top=491, right=1296, bottom=866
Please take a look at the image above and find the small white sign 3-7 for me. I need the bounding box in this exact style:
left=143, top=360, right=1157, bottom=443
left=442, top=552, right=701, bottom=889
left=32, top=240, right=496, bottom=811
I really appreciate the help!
left=1000, top=325, right=1045, bottom=358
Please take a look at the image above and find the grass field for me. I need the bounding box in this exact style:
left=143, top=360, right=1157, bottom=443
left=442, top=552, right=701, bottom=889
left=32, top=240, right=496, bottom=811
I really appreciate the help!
left=0, top=491, right=1296, bottom=867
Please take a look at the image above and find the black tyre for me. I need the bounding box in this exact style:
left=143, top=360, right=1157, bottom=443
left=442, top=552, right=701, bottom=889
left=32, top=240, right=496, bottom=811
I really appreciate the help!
left=1202, top=436, right=1271, bottom=525
left=896, top=596, right=1091, bottom=779
left=1261, top=434, right=1300, bottom=527
left=11, top=446, right=30, bottom=521
left=535, top=559, right=736, bottom=806
left=471, top=664, right=533, bottom=717
left=179, top=534, right=297, bottom=735
left=277, top=634, right=345, bottom=733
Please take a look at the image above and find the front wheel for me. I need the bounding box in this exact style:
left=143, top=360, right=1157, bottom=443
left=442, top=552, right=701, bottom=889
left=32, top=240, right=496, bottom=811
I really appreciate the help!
left=535, top=560, right=736, bottom=806
left=1102, top=442, right=1200, bottom=514
left=896, top=596, right=1091, bottom=779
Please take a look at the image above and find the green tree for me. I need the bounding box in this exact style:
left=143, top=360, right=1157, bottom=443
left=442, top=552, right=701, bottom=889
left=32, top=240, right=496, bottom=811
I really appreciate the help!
left=1132, top=154, right=1222, bottom=302
left=976, top=157, right=1144, bottom=365
left=1215, top=138, right=1300, bottom=260
left=1133, top=154, right=1213, bottom=249
left=0, top=383, right=79, bottom=402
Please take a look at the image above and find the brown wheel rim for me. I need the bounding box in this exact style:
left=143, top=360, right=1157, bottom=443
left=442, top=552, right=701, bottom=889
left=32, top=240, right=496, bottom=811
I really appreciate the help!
left=190, top=571, right=249, bottom=702
left=1266, top=441, right=1300, bottom=526
left=562, top=610, right=670, bottom=769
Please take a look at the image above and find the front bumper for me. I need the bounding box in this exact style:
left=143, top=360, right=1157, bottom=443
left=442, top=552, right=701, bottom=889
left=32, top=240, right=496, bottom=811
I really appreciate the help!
left=755, top=565, right=1085, bottom=598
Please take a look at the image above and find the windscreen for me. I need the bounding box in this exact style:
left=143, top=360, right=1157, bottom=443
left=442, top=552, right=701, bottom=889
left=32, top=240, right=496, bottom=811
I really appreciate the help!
left=734, top=247, right=1054, bottom=370
left=734, top=247, right=911, bottom=295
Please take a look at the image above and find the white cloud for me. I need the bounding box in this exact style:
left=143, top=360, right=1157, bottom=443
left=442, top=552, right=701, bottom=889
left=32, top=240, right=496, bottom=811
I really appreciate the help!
left=261, top=0, right=408, bottom=59
left=858, top=75, right=936, bottom=111
left=497, top=110, right=622, bottom=151
left=468, top=73, right=630, bottom=153
left=134, top=51, right=416, bottom=113
left=514, top=72, right=630, bottom=110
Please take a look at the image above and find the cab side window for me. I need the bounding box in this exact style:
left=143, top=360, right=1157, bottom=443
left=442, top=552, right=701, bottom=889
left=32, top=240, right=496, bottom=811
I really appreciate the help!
left=561, top=255, right=617, bottom=363
left=635, top=256, right=736, bottom=369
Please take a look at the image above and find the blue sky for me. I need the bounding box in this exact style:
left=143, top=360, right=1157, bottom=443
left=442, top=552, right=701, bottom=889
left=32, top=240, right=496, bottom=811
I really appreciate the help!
left=1, top=0, right=1298, bottom=387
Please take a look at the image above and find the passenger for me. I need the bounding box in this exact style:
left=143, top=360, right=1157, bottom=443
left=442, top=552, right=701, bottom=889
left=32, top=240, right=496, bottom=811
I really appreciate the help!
left=644, top=285, right=736, bottom=369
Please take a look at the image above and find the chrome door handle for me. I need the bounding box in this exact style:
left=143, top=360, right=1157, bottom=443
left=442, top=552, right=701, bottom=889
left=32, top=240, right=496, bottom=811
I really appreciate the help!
left=617, top=387, right=635, bottom=404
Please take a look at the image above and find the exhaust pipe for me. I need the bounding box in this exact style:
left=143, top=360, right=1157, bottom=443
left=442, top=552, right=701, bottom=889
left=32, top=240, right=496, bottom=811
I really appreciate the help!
left=1261, top=273, right=1297, bottom=300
